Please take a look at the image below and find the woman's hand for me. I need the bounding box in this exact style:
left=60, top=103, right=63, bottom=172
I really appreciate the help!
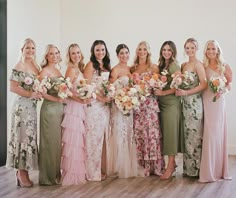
left=102, top=96, right=112, bottom=103
left=58, top=98, right=68, bottom=104
left=80, top=98, right=91, bottom=104
left=30, top=92, right=42, bottom=99
left=175, top=89, right=188, bottom=96
left=154, top=89, right=164, bottom=96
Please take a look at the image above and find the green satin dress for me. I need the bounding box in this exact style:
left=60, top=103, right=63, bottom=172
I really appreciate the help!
left=158, top=63, right=184, bottom=155
left=39, top=77, right=64, bottom=185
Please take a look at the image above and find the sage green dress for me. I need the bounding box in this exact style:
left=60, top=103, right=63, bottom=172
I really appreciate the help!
left=182, top=72, right=203, bottom=176
left=6, top=69, right=38, bottom=170
left=158, top=63, right=183, bottom=155
left=39, top=77, right=64, bottom=185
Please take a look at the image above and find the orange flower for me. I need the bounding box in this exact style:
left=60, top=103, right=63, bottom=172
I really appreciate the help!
left=152, top=73, right=159, bottom=80
left=212, top=79, right=220, bottom=86
left=144, top=75, right=151, bottom=81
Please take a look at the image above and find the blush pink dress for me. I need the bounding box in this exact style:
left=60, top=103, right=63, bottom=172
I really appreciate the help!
left=199, top=67, right=231, bottom=182
left=60, top=72, right=87, bottom=185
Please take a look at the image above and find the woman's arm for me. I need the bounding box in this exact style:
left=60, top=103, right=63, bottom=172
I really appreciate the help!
left=83, top=62, right=94, bottom=83
left=109, top=67, right=119, bottom=83
left=10, top=80, right=41, bottom=99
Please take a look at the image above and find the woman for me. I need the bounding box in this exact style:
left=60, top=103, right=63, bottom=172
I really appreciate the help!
left=132, top=41, right=165, bottom=177
left=199, top=40, right=232, bottom=182
left=60, top=43, right=90, bottom=185
left=6, top=38, right=41, bottom=187
left=83, top=40, right=111, bottom=181
left=39, top=44, right=66, bottom=185
left=155, top=40, right=183, bottom=180
left=176, top=38, right=207, bottom=177
left=108, top=44, right=143, bottom=178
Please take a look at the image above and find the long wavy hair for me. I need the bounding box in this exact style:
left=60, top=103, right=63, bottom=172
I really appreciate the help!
left=19, top=38, right=41, bottom=71
left=90, top=40, right=111, bottom=75
left=40, top=44, right=62, bottom=68
left=158, top=40, right=177, bottom=71
left=203, top=40, right=225, bottom=74
left=66, top=43, right=85, bottom=72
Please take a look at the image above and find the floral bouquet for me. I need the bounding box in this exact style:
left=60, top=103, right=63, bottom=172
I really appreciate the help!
left=33, top=77, right=52, bottom=94
left=142, top=70, right=168, bottom=91
left=170, top=71, right=194, bottom=89
left=53, top=77, right=73, bottom=99
left=130, top=73, right=150, bottom=101
left=76, top=79, right=96, bottom=100
left=114, top=86, right=140, bottom=116
left=208, top=76, right=228, bottom=102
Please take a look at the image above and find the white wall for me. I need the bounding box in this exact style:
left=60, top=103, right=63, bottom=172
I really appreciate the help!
left=8, top=0, right=236, bottom=154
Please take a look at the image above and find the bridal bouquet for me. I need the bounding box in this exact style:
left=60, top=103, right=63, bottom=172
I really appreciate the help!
left=54, top=77, right=73, bottom=99
left=208, top=76, right=228, bottom=102
left=76, top=79, right=96, bottom=100
left=170, top=71, right=194, bottom=89
left=114, top=86, right=140, bottom=116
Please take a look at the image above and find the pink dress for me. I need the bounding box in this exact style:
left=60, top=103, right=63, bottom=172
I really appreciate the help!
left=60, top=72, right=87, bottom=185
left=199, top=67, right=231, bottom=182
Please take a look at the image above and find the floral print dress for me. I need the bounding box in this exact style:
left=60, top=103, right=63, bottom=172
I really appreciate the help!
left=6, top=69, right=38, bottom=170
left=181, top=72, right=203, bottom=176
left=133, top=72, right=165, bottom=176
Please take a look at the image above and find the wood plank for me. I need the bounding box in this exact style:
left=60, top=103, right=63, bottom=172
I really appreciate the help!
left=0, top=155, right=235, bottom=198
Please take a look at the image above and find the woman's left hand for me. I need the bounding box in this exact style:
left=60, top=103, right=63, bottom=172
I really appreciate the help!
left=175, top=89, right=188, bottom=96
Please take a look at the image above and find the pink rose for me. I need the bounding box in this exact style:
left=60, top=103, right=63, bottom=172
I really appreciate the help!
left=24, top=76, right=33, bottom=85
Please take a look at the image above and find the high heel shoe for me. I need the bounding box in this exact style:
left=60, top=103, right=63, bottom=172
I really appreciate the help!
left=16, top=171, right=33, bottom=187
left=160, top=167, right=177, bottom=180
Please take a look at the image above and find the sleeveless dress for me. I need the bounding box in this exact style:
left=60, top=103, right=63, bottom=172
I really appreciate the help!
left=107, top=76, right=143, bottom=178
left=181, top=72, right=203, bottom=176
left=60, top=72, right=87, bottom=185
left=133, top=72, right=165, bottom=176
left=6, top=69, right=38, bottom=170
left=84, top=71, right=110, bottom=181
left=39, top=77, right=64, bottom=185
left=199, top=67, right=231, bottom=182
left=158, top=63, right=184, bottom=155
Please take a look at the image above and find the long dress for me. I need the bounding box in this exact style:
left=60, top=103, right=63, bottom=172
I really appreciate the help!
left=39, top=77, right=64, bottom=185
left=182, top=72, right=203, bottom=176
left=107, top=76, right=143, bottom=178
left=133, top=72, right=165, bottom=176
left=199, top=67, right=231, bottom=182
left=6, top=69, right=38, bottom=171
left=158, top=63, right=184, bottom=155
left=60, top=72, right=87, bottom=185
left=84, top=71, right=110, bottom=181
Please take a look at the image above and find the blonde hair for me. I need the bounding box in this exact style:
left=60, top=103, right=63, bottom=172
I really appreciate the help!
left=66, top=43, right=85, bottom=72
left=133, top=41, right=152, bottom=67
left=41, top=44, right=62, bottom=68
left=19, top=38, right=41, bottom=71
left=203, top=40, right=225, bottom=73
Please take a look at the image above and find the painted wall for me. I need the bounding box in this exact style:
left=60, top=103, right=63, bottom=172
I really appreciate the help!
left=8, top=0, right=236, bottom=154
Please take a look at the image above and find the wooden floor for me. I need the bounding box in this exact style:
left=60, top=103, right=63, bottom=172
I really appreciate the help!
left=0, top=155, right=235, bottom=198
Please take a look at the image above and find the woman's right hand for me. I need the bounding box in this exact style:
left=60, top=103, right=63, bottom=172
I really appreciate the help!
left=58, top=98, right=68, bottom=104
left=30, top=92, right=42, bottom=99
